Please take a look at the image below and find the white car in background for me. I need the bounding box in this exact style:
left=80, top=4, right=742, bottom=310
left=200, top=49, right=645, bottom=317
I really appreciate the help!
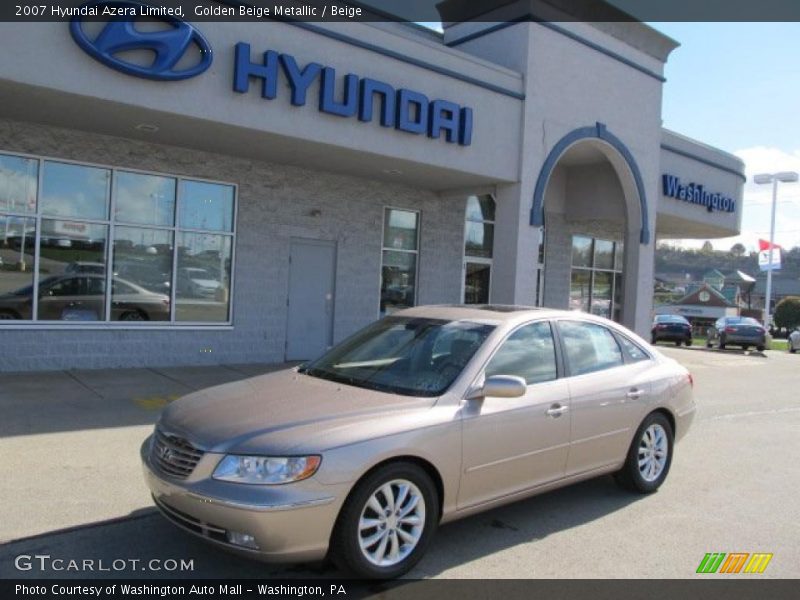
left=177, top=267, right=221, bottom=299
left=789, top=328, right=800, bottom=354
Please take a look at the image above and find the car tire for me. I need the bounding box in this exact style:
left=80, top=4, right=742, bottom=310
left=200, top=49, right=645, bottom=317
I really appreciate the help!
left=330, top=462, right=439, bottom=579
left=790, top=348, right=797, bottom=354
left=685, top=339, right=692, bottom=347
left=614, top=412, right=674, bottom=494
left=756, top=345, right=765, bottom=352
left=651, top=335, right=656, bottom=345
left=742, top=345, right=749, bottom=351
left=674, top=340, right=681, bottom=347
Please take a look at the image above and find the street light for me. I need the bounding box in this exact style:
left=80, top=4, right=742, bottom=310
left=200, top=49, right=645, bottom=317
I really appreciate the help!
left=753, top=171, right=799, bottom=329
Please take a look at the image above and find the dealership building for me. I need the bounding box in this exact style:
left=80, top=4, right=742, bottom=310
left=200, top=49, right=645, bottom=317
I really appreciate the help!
left=0, top=1, right=745, bottom=371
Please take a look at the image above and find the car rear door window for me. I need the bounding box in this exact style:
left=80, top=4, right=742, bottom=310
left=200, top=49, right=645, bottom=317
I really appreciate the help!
left=558, top=320, right=624, bottom=376
left=615, top=334, right=651, bottom=363
left=485, top=321, right=557, bottom=384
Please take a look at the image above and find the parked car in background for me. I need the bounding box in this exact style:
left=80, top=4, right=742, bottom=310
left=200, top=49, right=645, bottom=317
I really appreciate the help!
left=706, top=316, right=766, bottom=352
left=0, top=274, right=169, bottom=321
left=64, top=261, right=106, bottom=275
left=116, top=261, right=171, bottom=294
left=651, top=314, right=692, bottom=346
left=789, top=328, right=800, bottom=354
left=142, top=305, right=695, bottom=579
left=176, top=267, right=221, bottom=299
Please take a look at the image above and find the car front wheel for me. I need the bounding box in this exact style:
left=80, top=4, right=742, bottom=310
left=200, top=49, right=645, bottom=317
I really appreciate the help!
left=330, top=462, right=439, bottom=579
left=614, top=412, right=674, bottom=494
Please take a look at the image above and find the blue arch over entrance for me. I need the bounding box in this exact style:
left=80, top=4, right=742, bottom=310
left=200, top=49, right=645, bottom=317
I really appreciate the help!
left=530, top=122, right=650, bottom=244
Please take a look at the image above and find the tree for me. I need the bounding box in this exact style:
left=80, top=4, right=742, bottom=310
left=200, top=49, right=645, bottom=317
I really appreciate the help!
left=774, top=296, right=800, bottom=330
left=701, top=240, right=714, bottom=254
left=730, top=243, right=746, bottom=257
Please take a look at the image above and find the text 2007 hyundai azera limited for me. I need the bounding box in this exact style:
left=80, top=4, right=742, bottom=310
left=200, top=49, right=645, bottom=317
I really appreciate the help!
left=142, top=305, right=695, bottom=578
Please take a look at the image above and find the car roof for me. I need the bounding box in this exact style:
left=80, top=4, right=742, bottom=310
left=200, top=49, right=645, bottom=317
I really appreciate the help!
left=394, top=304, right=621, bottom=327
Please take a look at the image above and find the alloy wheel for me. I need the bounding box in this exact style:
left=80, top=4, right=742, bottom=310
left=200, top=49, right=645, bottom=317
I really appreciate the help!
left=357, top=479, right=426, bottom=567
left=638, top=424, right=668, bottom=482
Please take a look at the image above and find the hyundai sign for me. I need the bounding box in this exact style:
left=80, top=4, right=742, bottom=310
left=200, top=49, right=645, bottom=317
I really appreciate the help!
left=69, top=2, right=474, bottom=146
left=69, top=1, right=213, bottom=81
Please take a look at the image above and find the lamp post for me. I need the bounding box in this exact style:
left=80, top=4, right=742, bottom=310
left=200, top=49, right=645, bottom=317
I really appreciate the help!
left=753, top=171, right=799, bottom=329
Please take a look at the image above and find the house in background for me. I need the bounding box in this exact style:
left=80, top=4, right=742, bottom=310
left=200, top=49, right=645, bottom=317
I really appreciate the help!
left=654, top=269, right=758, bottom=334
left=751, top=275, right=800, bottom=318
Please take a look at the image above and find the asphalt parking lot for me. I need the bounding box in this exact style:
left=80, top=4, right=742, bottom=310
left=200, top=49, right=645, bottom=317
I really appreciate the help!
left=0, top=346, right=798, bottom=579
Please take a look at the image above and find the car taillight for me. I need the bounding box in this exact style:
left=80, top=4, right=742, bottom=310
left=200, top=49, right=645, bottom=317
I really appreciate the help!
left=657, top=324, right=668, bottom=329
left=725, top=326, right=737, bottom=333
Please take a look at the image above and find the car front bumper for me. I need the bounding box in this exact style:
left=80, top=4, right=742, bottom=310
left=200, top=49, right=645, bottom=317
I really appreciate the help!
left=140, top=436, right=347, bottom=563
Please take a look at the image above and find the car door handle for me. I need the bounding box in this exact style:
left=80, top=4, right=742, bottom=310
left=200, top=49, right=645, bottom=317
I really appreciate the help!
left=545, top=404, right=568, bottom=418
left=626, top=388, right=644, bottom=399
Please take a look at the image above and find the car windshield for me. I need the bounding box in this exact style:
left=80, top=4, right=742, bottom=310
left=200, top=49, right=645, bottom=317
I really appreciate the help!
left=301, top=317, right=495, bottom=397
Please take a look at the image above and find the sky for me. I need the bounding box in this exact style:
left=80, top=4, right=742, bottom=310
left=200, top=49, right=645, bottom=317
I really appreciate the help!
left=650, top=22, right=800, bottom=252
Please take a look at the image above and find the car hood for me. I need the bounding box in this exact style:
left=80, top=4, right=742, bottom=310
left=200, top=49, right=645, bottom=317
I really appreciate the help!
left=158, top=368, right=437, bottom=454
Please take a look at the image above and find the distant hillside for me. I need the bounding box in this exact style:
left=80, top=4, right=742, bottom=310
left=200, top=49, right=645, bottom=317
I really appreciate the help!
left=655, top=243, right=800, bottom=283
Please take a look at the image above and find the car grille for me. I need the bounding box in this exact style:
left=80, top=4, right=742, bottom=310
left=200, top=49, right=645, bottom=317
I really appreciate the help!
left=153, top=496, right=228, bottom=543
left=150, top=428, right=204, bottom=479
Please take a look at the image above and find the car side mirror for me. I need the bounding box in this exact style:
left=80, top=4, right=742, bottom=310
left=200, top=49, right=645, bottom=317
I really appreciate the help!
left=467, top=375, right=527, bottom=400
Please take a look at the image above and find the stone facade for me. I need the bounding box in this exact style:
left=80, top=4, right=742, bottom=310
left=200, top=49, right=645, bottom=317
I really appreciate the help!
left=0, top=119, right=465, bottom=371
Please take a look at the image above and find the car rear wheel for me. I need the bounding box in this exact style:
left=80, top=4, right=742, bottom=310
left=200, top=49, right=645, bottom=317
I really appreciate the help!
left=756, top=345, right=765, bottom=352
left=614, top=412, right=674, bottom=494
left=330, top=462, right=439, bottom=579
left=674, top=340, right=681, bottom=346
left=685, top=339, right=692, bottom=347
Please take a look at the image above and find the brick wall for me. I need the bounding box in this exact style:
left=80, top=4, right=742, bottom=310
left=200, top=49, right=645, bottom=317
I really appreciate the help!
left=0, top=120, right=465, bottom=371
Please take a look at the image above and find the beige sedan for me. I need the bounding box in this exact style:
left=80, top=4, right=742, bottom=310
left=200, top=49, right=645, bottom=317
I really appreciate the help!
left=141, top=305, right=695, bottom=578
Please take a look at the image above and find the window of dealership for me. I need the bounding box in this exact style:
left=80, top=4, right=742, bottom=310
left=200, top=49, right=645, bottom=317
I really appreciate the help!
left=463, top=194, right=496, bottom=304
left=569, top=235, right=624, bottom=322
left=380, top=207, right=420, bottom=316
left=0, top=152, right=236, bottom=325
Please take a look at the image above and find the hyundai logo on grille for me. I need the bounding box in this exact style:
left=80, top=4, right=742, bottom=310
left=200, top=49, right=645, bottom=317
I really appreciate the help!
left=69, top=1, right=213, bottom=81
left=158, top=444, right=173, bottom=461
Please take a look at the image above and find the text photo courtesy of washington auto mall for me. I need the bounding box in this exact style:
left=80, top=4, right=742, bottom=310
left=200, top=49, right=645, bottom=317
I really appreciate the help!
left=0, top=1, right=799, bottom=599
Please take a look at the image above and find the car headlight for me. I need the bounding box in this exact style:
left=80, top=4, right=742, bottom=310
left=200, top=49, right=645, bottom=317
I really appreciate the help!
left=212, top=455, right=321, bottom=485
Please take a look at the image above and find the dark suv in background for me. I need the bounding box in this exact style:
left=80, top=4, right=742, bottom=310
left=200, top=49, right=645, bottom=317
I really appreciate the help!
left=651, top=314, right=693, bottom=346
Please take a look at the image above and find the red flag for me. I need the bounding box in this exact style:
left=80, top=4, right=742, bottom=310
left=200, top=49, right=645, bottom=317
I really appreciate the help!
left=758, top=239, right=782, bottom=251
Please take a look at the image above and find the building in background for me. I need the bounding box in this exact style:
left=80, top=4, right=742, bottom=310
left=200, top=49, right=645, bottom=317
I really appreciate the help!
left=0, top=1, right=744, bottom=371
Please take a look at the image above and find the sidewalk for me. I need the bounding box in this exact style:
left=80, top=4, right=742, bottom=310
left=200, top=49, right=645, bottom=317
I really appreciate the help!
left=0, top=362, right=292, bottom=542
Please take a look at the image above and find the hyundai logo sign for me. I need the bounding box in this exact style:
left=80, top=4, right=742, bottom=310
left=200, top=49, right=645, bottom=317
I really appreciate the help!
left=69, top=1, right=212, bottom=81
